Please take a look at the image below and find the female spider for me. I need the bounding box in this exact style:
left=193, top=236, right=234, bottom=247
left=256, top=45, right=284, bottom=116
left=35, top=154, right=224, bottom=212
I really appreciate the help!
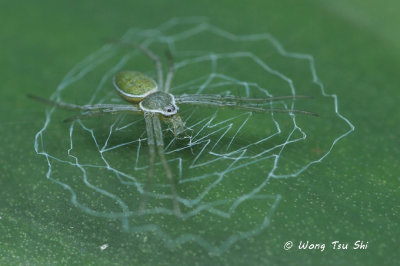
left=29, top=43, right=317, bottom=217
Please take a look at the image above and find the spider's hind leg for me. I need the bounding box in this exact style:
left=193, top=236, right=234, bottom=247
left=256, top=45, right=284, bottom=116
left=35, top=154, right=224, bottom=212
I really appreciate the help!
left=164, top=48, right=175, bottom=93
left=112, top=41, right=164, bottom=91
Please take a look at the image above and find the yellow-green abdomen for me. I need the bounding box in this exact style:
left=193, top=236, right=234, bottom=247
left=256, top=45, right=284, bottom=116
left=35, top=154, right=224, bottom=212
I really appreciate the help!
left=113, top=71, right=158, bottom=103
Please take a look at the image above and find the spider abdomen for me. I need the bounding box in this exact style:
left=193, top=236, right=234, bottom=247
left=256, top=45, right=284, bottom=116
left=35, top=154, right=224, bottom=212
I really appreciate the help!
left=113, top=71, right=158, bottom=103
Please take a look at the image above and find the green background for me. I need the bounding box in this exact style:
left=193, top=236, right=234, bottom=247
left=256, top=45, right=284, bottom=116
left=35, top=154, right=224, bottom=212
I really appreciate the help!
left=1, top=0, right=399, bottom=265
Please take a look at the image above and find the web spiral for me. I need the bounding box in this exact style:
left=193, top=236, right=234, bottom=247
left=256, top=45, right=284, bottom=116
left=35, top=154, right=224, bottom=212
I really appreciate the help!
left=34, top=17, right=354, bottom=254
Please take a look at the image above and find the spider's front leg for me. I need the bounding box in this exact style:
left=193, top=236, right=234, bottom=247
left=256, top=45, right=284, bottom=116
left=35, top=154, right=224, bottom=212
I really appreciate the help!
left=140, top=112, right=181, bottom=217
left=152, top=114, right=182, bottom=217
left=161, top=114, right=185, bottom=136
left=139, top=112, right=157, bottom=215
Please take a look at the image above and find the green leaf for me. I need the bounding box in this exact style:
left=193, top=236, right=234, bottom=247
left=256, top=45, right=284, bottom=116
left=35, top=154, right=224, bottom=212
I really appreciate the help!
left=1, top=0, right=398, bottom=265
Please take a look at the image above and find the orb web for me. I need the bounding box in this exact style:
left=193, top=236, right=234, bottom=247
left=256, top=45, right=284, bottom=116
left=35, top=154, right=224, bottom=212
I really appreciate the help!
left=34, top=17, right=354, bottom=254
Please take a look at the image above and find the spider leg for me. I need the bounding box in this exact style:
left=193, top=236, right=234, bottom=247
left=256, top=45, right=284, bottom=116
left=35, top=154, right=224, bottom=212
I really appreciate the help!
left=63, top=110, right=112, bottom=123
left=139, top=113, right=157, bottom=215
left=152, top=114, right=181, bottom=217
left=29, top=94, right=95, bottom=111
left=63, top=107, right=141, bottom=123
left=176, top=94, right=313, bottom=104
left=164, top=48, right=175, bottom=93
left=161, top=114, right=185, bottom=136
left=115, top=41, right=164, bottom=91
left=176, top=98, right=319, bottom=116
left=28, top=94, right=141, bottom=112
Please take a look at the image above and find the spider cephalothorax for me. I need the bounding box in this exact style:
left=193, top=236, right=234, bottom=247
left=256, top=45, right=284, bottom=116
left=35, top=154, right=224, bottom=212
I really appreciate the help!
left=139, top=91, right=178, bottom=117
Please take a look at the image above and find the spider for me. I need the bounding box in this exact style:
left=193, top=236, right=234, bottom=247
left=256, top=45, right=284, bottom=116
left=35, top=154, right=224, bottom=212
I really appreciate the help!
left=29, top=43, right=317, bottom=217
